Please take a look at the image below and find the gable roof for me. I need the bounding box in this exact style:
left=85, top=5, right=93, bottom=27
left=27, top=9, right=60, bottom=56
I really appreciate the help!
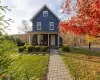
left=30, top=5, right=61, bottom=21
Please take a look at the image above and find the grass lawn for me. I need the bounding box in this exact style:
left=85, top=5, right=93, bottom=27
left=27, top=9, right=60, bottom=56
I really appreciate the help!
left=5, top=53, right=49, bottom=80
left=61, top=48, right=100, bottom=80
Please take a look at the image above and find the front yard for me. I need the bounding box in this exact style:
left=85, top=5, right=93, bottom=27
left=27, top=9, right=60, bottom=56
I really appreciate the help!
left=1, top=53, right=48, bottom=80
left=0, top=39, right=49, bottom=80
left=61, top=48, right=100, bottom=80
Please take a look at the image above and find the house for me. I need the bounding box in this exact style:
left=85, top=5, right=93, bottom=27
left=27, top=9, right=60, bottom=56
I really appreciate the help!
left=28, top=5, right=63, bottom=48
left=14, top=34, right=29, bottom=42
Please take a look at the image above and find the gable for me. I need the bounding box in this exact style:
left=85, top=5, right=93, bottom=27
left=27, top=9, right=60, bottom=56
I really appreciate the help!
left=31, top=7, right=60, bottom=32
left=30, top=5, right=60, bottom=21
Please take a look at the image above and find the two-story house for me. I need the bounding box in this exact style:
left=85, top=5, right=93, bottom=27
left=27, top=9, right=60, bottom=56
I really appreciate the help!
left=28, top=5, right=63, bottom=48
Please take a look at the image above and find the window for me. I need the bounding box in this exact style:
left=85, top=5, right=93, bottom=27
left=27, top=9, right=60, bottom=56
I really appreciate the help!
left=39, top=35, right=43, bottom=44
left=43, top=11, right=48, bottom=17
left=37, top=22, right=41, bottom=30
left=50, top=22, right=54, bottom=30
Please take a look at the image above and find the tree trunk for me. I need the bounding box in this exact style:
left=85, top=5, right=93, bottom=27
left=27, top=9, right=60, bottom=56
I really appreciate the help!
left=89, top=42, right=91, bottom=49
left=74, top=42, right=76, bottom=47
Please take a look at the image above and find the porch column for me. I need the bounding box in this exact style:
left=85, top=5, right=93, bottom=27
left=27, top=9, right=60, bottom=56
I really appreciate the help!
left=58, top=34, right=59, bottom=47
left=38, top=34, right=40, bottom=46
left=48, top=34, right=49, bottom=46
left=29, top=34, right=31, bottom=45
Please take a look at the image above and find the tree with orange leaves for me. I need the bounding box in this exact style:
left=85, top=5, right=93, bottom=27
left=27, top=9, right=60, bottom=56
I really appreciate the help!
left=59, top=0, right=100, bottom=49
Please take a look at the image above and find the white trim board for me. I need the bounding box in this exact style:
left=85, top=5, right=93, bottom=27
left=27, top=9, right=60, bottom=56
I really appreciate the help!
left=30, top=4, right=61, bottom=21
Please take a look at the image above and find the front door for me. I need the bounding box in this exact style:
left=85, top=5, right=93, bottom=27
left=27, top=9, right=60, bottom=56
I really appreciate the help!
left=51, top=35, right=55, bottom=46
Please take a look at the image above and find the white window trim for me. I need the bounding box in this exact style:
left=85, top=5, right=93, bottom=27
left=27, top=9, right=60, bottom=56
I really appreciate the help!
left=43, top=11, right=48, bottom=17
left=49, top=22, right=54, bottom=30
left=37, top=22, right=41, bottom=30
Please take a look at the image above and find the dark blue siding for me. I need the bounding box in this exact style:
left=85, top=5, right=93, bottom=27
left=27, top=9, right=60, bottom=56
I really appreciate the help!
left=32, top=7, right=60, bottom=32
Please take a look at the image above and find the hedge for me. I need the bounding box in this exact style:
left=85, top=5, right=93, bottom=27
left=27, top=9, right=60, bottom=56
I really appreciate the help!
left=41, top=46, right=49, bottom=52
left=27, top=45, right=34, bottom=52
left=18, top=46, right=24, bottom=52
left=18, top=45, right=49, bottom=53
left=34, top=46, right=41, bottom=52
left=62, top=46, right=71, bottom=52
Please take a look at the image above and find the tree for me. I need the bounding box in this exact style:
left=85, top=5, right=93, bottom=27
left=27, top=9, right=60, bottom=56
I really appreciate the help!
left=18, top=20, right=31, bottom=42
left=0, top=1, right=13, bottom=34
left=0, top=1, right=16, bottom=77
left=18, top=20, right=31, bottom=33
left=0, top=31, right=2, bottom=36
left=59, top=0, right=100, bottom=49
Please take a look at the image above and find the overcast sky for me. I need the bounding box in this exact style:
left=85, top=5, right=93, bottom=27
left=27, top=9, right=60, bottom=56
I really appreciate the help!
left=1, top=0, right=72, bottom=34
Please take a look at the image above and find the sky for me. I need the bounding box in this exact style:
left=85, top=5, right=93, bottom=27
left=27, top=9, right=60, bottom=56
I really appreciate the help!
left=1, top=0, right=74, bottom=35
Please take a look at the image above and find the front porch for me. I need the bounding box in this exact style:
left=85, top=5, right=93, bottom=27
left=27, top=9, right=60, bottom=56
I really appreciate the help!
left=28, top=32, right=63, bottom=48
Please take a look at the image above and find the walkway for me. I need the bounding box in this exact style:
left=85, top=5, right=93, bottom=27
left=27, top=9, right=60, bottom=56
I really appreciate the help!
left=46, top=49, right=72, bottom=80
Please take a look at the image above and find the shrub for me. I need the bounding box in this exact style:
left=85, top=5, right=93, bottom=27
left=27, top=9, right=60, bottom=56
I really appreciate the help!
left=58, top=46, right=62, bottom=49
left=17, top=42, right=25, bottom=47
left=34, top=46, right=40, bottom=52
left=25, top=43, right=29, bottom=46
left=24, top=43, right=29, bottom=49
left=18, top=46, right=24, bottom=52
left=24, top=46, right=26, bottom=49
left=59, top=44, right=64, bottom=47
left=62, top=46, right=71, bottom=52
left=0, top=55, right=13, bottom=75
left=16, top=38, right=25, bottom=47
left=41, top=46, right=49, bottom=52
left=0, top=39, right=16, bottom=76
left=27, top=45, right=34, bottom=52
left=0, top=40, right=16, bottom=55
left=42, top=52, right=46, bottom=55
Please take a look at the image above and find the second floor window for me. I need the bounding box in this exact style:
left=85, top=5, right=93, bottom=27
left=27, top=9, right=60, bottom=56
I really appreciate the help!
left=37, top=22, right=41, bottom=30
left=50, top=22, right=54, bottom=30
left=43, top=11, right=48, bottom=17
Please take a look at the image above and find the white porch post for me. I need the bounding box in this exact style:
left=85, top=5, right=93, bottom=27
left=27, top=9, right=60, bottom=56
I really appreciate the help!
left=48, top=34, right=49, bottom=46
left=38, top=34, right=39, bottom=46
left=29, top=34, right=31, bottom=45
left=58, top=34, right=59, bottom=47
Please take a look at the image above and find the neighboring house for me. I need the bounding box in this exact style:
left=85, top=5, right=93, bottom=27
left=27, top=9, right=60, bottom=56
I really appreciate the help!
left=28, top=5, right=63, bottom=48
left=13, top=34, right=29, bottom=42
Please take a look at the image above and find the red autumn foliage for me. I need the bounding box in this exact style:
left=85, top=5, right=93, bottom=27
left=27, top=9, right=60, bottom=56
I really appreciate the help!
left=59, top=0, right=100, bottom=37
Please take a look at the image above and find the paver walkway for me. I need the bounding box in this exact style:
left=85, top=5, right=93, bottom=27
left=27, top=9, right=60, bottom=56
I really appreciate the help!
left=46, top=49, right=72, bottom=80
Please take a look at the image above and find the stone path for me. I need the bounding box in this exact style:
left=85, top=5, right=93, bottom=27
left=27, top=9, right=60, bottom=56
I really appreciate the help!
left=46, top=49, right=72, bottom=80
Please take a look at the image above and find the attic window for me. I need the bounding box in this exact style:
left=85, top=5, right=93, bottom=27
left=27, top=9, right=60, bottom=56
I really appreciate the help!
left=43, top=11, right=48, bottom=17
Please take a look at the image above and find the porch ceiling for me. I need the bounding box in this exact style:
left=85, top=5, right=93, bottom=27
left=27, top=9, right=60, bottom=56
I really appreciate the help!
left=27, top=31, right=59, bottom=35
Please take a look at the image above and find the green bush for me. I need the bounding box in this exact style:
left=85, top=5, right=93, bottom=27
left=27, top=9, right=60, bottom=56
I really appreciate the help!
left=62, top=46, right=71, bottom=52
left=24, top=43, right=29, bottom=48
left=0, top=55, right=13, bottom=76
left=24, top=46, right=26, bottom=49
left=58, top=46, right=62, bottom=49
left=0, top=39, right=16, bottom=76
left=25, top=43, right=29, bottom=46
left=34, top=46, right=40, bottom=52
left=18, top=46, right=24, bottom=52
left=27, top=45, right=34, bottom=52
left=41, top=46, right=49, bottom=52
left=0, top=40, right=16, bottom=55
